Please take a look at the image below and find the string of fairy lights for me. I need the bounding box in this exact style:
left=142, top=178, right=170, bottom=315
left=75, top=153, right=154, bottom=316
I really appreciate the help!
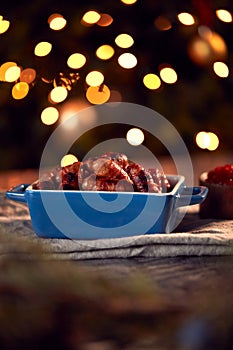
left=0, top=0, right=232, bottom=159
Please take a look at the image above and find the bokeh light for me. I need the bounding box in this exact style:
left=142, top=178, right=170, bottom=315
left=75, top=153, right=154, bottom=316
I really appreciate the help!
left=195, top=131, right=219, bottom=151
left=0, top=62, right=17, bottom=81
left=216, top=9, right=232, bottom=23
left=143, top=73, right=161, bottom=90
left=188, top=37, right=211, bottom=65
left=49, top=86, right=68, bottom=103
left=126, top=128, right=144, bottom=146
left=61, top=154, right=78, bottom=167
left=82, top=11, right=101, bottom=25
left=213, top=61, right=229, bottom=78
left=200, top=27, right=227, bottom=55
left=34, top=41, right=52, bottom=57
left=115, top=34, right=134, bottom=48
left=96, top=45, right=114, bottom=60
left=0, top=18, right=10, bottom=34
left=85, top=71, right=104, bottom=86
left=188, top=27, right=227, bottom=66
left=5, top=65, right=21, bottom=82
left=121, top=0, right=137, bottom=5
left=154, top=16, right=172, bottom=31
left=196, top=131, right=210, bottom=149
left=20, top=68, right=36, bottom=84
left=86, top=85, right=110, bottom=104
left=0, top=0, right=232, bottom=167
left=178, top=12, right=195, bottom=26
left=67, top=53, right=86, bottom=69
left=207, top=132, right=219, bottom=151
left=41, top=106, right=59, bottom=125
left=48, top=13, right=67, bottom=30
left=12, top=82, right=29, bottom=100
left=118, top=53, right=137, bottom=69
left=59, top=99, right=96, bottom=131
left=159, top=66, right=178, bottom=84
left=97, top=13, right=113, bottom=27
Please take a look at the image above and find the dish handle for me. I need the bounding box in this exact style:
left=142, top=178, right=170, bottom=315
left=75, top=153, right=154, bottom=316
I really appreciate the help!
left=178, top=186, right=208, bottom=206
left=5, top=184, right=29, bottom=203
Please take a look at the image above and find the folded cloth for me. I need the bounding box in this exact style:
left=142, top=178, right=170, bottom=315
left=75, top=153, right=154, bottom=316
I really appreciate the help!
left=0, top=193, right=233, bottom=259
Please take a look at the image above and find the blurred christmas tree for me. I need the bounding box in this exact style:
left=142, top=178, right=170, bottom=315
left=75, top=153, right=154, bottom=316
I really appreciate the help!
left=0, top=0, right=232, bottom=169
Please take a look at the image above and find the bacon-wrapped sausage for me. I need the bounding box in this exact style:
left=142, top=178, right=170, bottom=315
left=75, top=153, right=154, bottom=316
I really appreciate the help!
left=94, top=158, right=131, bottom=180
left=80, top=174, right=133, bottom=192
left=101, top=152, right=128, bottom=169
left=32, top=167, right=62, bottom=190
left=126, top=162, right=160, bottom=193
left=34, top=152, right=171, bottom=193
left=61, top=162, right=80, bottom=190
left=148, top=168, right=171, bottom=192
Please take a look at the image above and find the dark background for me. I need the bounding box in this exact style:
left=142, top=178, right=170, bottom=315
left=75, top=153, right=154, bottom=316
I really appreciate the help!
left=0, top=0, right=232, bottom=170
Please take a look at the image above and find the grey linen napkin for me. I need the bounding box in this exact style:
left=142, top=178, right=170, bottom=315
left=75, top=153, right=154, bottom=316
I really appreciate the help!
left=0, top=193, right=233, bottom=259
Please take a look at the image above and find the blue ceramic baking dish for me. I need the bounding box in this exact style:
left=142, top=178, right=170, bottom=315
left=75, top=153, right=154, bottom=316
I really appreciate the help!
left=6, top=175, right=208, bottom=240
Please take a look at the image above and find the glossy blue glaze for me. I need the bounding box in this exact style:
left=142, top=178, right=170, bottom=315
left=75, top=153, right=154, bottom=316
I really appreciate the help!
left=6, top=175, right=208, bottom=239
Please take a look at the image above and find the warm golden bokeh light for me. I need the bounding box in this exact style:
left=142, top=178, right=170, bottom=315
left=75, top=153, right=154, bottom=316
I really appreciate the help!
left=216, top=9, right=232, bottom=23
left=97, top=13, right=113, bottom=27
left=199, top=27, right=227, bottom=55
left=159, top=66, right=178, bottom=84
left=189, top=27, right=228, bottom=66
left=143, top=73, right=161, bottom=90
left=178, top=12, right=195, bottom=25
left=118, top=53, right=137, bottom=69
left=41, top=107, right=59, bottom=125
left=85, top=71, right=104, bottom=86
left=59, top=99, right=95, bottom=131
left=0, top=18, right=10, bottom=34
left=61, top=154, right=78, bottom=167
left=49, top=86, right=68, bottom=103
left=48, top=13, right=67, bottom=30
left=67, top=53, right=86, bottom=69
left=115, top=33, right=134, bottom=48
left=188, top=37, right=211, bottom=65
left=96, top=45, right=114, bottom=60
left=126, top=128, right=144, bottom=146
left=207, top=132, right=219, bottom=151
left=86, top=85, right=110, bottom=104
left=195, top=131, right=219, bottom=151
left=213, top=61, right=229, bottom=78
left=5, top=66, right=21, bottom=82
left=12, top=82, right=29, bottom=100
left=154, top=16, right=172, bottom=31
left=82, top=10, right=101, bottom=25
left=207, top=31, right=228, bottom=56
left=34, top=41, right=52, bottom=57
left=0, top=61, right=17, bottom=81
left=196, top=131, right=210, bottom=149
left=20, top=68, right=36, bottom=84
left=121, top=0, right=137, bottom=5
